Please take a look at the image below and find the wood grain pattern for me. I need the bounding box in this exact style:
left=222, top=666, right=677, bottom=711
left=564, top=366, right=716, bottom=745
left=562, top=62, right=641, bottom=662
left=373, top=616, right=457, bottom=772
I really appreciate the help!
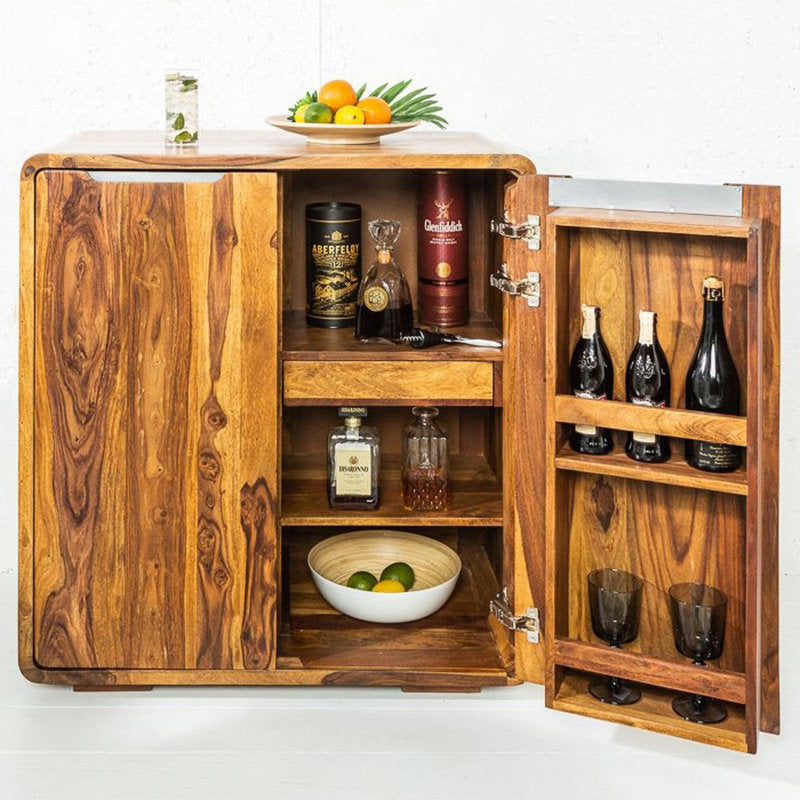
left=554, top=445, right=748, bottom=495
left=504, top=174, right=548, bottom=684
left=553, top=671, right=747, bottom=753
left=282, top=310, right=502, bottom=362
left=29, top=170, right=279, bottom=673
left=548, top=207, right=758, bottom=238
left=283, top=360, right=495, bottom=405
left=741, top=186, right=780, bottom=735
left=554, top=638, right=746, bottom=703
left=554, top=396, right=748, bottom=446
left=23, top=131, right=535, bottom=175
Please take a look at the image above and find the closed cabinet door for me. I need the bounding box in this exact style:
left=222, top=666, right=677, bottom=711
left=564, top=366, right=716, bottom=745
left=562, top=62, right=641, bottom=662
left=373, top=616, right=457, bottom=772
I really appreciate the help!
left=32, top=170, right=280, bottom=671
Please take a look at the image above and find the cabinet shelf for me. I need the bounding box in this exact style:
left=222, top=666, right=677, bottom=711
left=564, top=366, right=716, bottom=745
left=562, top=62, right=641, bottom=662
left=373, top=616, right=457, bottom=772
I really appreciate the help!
left=278, top=534, right=511, bottom=680
left=553, top=670, right=747, bottom=752
left=554, top=395, right=747, bottom=446
left=554, top=638, right=746, bottom=703
left=282, top=310, right=503, bottom=362
left=554, top=445, right=748, bottom=496
left=281, top=453, right=503, bottom=527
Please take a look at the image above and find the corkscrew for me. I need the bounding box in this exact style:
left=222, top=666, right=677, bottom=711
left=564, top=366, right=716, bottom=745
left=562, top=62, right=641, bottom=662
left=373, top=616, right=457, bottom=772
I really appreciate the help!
left=398, top=327, right=502, bottom=349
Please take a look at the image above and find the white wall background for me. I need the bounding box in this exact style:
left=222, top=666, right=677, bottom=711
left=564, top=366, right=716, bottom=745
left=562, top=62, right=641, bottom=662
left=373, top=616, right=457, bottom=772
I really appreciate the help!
left=0, top=3, right=798, bottom=797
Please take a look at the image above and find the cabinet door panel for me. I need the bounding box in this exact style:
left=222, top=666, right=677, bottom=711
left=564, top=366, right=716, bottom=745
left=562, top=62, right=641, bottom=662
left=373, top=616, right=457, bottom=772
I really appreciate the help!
left=33, top=170, right=279, bottom=670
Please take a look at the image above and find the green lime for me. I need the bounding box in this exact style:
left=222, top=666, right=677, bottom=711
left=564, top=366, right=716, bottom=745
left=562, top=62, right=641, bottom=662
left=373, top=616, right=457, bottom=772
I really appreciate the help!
left=380, top=562, right=415, bottom=591
left=302, top=102, right=333, bottom=124
left=347, top=571, right=378, bottom=591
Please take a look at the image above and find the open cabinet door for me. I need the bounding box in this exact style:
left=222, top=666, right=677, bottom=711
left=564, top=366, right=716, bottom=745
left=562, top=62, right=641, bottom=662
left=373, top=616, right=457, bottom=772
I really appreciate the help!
left=537, top=178, right=779, bottom=753
left=499, top=174, right=553, bottom=683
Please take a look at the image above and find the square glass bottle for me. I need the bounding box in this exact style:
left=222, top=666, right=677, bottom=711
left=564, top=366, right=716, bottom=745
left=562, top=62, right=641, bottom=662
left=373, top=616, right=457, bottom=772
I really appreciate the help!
left=327, top=407, right=380, bottom=510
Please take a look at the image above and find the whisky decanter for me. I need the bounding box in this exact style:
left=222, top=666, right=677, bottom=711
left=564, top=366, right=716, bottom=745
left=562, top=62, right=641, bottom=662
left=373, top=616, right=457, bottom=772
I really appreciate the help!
left=327, top=407, right=380, bottom=510
left=355, top=219, right=413, bottom=342
left=401, top=407, right=450, bottom=512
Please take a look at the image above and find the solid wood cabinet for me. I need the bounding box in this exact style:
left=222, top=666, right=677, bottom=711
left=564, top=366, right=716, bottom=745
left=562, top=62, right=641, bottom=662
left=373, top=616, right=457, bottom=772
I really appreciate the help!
left=19, top=132, right=780, bottom=753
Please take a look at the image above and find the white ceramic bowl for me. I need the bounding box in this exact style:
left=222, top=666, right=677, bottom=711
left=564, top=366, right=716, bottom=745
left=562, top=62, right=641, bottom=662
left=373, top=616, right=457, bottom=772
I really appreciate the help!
left=266, top=116, right=419, bottom=145
left=307, top=530, right=461, bottom=624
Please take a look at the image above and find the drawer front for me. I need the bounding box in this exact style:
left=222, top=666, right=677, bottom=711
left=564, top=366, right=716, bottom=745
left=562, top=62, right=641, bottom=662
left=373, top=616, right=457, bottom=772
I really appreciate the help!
left=283, top=361, right=496, bottom=405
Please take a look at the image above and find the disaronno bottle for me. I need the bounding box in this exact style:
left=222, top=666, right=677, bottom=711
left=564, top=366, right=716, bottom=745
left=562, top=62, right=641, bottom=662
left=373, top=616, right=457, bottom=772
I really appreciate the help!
left=327, top=407, right=380, bottom=510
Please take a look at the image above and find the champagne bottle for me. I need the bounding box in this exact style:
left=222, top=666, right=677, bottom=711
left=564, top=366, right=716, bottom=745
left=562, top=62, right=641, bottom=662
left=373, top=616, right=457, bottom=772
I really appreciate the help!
left=625, top=310, right=671, bottom=463
left=568, top=304, right=613, bottom=455
left=685, top=276, right=742, bottom=472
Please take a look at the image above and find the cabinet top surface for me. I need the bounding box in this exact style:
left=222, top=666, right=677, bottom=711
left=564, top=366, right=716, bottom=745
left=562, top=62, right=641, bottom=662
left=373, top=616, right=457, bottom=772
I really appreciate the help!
left=22, top=130, right=535, bottom=175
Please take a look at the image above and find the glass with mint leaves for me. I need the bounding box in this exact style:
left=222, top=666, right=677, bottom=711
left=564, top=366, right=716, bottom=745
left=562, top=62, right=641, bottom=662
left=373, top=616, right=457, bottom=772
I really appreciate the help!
left=166, top=72, right=198, bottom=145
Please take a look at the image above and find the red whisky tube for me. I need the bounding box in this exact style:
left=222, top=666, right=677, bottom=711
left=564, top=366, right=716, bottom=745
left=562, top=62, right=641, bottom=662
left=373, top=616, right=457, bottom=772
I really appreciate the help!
left=418, top=171, right=468, bottom=327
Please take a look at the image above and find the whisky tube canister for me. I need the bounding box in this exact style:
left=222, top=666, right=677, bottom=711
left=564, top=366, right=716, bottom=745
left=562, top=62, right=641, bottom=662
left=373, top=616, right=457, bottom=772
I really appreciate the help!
left=418, top=171, right=468, bottom=327
left=306, top=202, right=362, bottom=328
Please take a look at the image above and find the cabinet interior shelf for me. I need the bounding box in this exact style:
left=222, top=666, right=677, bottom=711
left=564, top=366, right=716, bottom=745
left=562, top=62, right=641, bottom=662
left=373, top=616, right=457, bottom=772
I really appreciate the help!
left=554, top=445, right=748, bottom=496
left=278, top=534, right=511, bottom=680
left=281, top=452, right=503, bottom=527
left=282, top=310, right=503, bottom=362
left=553, top=670, right=747, bottom=752
left=554, top=395, right=748, bottom=446
left=554, top=638, right=746, bottom=703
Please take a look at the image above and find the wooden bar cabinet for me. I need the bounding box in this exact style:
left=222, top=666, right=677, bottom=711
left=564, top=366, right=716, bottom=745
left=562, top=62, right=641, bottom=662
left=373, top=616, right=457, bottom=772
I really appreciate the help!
left=18, top=132, right=780, bottom=753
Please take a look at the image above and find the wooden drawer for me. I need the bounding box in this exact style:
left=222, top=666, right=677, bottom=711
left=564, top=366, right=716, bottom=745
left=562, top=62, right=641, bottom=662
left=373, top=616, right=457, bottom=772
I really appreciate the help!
left=283, top=360, right=496, bottom=405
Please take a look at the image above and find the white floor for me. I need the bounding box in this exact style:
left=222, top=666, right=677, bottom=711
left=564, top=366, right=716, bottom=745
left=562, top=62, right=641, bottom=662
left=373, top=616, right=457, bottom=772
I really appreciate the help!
left=1, top=568, right=797, bottom=800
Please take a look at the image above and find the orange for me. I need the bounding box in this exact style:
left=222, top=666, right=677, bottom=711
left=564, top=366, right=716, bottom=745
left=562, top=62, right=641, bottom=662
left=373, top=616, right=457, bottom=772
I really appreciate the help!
left=357, top=96, right=392, bottom=125
left=318, top=79, right=357, bottom=113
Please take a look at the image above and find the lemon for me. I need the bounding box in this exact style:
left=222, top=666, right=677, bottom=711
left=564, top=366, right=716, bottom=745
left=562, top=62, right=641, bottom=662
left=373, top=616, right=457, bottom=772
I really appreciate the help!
left=372, top=579, right=406, bottom=593
left=334, top=105, right=366, bottom=125
left=294, top=104, right=309, bottom=123
left=303, top=102, right=333, bottom=124
left=347, top=571, right=378, bottom=591
left=380, top=562, right=415, bottom=591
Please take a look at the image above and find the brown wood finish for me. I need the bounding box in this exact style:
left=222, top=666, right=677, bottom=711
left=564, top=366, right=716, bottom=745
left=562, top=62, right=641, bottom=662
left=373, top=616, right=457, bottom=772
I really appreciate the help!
left=741, top=186, right=780, bottom=735
left=503, top=174, right=548, bottom=684
left=283, top=360, right=495, bottom=405
left=28, top=170, right=279, bottom=673
left=553, top=671, right=748, bottom=752
left=554, top=445, right=748, bottom=495
left=24, top=131, right=535, bottom=175
left=554, top=638, right=746, bottom=703
left=554, top=396, right=748, bottom=446
left=544, top=203, right=771, bottom=752
left=281, top=453, right=502, bottom=527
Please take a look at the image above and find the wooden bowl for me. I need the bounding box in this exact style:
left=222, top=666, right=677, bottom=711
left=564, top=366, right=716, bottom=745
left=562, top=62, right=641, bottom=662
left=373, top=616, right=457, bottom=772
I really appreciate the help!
left=307, top=530, right=461, bottom=623
left=266, top=116, right=419, bottom=145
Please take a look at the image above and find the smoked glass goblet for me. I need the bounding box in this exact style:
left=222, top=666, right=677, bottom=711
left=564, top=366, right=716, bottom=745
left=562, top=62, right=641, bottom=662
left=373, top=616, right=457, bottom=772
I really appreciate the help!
left=587, top=568, right=644, bottom=705
left=668, top=582, right=728, bottom=724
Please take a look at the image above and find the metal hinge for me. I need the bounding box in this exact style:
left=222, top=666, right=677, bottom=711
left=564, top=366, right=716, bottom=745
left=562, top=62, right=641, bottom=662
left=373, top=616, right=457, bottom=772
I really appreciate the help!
left=489, top=588, right=540, bottom=643
left=490, top=263, right=541, bottom=308
left=490, top=213, right=541, bottom=250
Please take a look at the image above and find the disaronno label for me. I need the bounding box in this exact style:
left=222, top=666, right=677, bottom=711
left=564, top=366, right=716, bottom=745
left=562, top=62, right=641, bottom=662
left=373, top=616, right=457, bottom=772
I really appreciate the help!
left=334, top=444, right=373, bottom=496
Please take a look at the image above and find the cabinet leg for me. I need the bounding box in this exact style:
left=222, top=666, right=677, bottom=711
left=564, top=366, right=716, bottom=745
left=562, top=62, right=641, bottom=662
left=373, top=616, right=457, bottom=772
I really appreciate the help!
left=73, top=685, right=154, bottom=692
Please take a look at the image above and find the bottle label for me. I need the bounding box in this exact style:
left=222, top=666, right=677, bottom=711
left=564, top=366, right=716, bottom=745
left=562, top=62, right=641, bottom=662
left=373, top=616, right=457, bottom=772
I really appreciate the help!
left=633, top=432, right=657, bottom=444
left=575, top=424, right=599, bottom=436
left=692, top=442, right=740, bottom=470
left=307, top=218, right=361, bottom=322
left=334, top=444, right=373, bottom=496
left=581, top=306, right=598, bottom=338
left=364, top=286, right=389, bottom=312
left=631, top=397, right=664, bottom=443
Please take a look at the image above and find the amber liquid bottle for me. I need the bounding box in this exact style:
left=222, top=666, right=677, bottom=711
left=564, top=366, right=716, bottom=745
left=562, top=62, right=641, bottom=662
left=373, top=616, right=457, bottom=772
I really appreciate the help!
left=568, top=304, right=614, bottom=455
left=685, top=276, right=741, bottom=472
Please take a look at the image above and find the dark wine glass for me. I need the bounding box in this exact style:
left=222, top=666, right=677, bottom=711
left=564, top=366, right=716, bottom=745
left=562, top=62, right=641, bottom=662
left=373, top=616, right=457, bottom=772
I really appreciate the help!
left=668, top=582, right=728, bottom=724
left=587, top=568, right=644, bottom=705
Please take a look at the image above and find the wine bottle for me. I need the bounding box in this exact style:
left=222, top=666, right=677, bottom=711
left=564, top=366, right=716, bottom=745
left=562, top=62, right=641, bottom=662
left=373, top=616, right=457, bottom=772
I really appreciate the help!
left=685, top=276, right=742, bottom=472
left=625, top=310, right=671, bottom=463
left=568, top=304, right=614, bottom=455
